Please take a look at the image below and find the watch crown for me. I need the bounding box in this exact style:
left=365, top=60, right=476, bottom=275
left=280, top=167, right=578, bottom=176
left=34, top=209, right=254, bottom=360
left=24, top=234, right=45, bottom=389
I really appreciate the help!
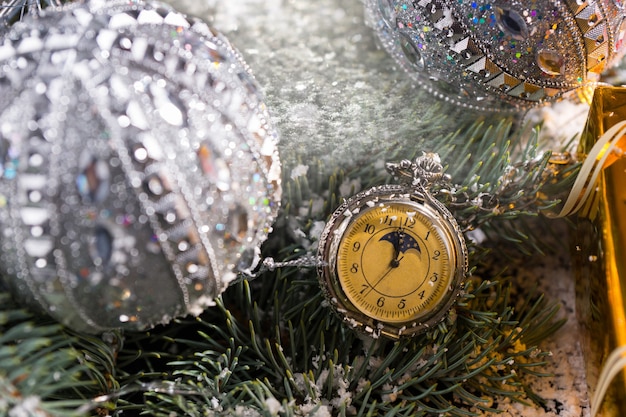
left=386, top=152, right=444, bottom=188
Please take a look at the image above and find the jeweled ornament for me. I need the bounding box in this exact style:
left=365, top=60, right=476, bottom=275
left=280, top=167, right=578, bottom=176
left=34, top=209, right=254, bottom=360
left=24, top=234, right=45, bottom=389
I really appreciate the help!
left=365, top=0, right=626, bottom=111
left=318, top=153, right=468, bottom=339
left=0, top=0, right=282, bottom=333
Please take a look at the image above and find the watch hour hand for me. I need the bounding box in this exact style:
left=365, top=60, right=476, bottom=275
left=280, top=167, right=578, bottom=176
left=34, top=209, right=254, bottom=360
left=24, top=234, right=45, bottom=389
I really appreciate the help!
left=390, top=235, right=401, bottom=267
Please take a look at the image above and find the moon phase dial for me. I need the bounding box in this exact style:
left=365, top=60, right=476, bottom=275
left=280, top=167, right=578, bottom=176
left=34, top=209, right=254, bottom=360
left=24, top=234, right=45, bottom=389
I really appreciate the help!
left=318, top=185, right=467, bottom=339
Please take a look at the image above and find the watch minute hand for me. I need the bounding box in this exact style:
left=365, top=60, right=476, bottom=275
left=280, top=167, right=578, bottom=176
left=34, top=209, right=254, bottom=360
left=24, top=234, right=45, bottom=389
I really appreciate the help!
left=363, top=264, right=396, bottom=297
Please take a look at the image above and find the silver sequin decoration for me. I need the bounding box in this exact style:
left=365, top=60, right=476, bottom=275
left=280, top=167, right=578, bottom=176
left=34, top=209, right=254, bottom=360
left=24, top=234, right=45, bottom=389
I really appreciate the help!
left=0, top=0, right=282, bottom=333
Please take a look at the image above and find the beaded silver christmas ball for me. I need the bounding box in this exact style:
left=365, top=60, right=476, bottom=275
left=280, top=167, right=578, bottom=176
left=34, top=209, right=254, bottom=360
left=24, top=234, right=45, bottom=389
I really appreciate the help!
left=0, top=0, right=282, bottom=333
left=366, top=0, right=626, bottom=111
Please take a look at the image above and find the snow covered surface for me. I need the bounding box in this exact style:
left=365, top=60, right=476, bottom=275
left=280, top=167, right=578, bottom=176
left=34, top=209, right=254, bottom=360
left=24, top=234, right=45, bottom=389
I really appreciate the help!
left=174, top=0, right=468, bottom=166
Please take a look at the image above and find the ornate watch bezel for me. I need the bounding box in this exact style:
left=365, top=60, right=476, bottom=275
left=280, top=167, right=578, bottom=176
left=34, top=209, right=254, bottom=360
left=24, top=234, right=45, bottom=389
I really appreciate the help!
left=317, top=184, right=468, bottom=339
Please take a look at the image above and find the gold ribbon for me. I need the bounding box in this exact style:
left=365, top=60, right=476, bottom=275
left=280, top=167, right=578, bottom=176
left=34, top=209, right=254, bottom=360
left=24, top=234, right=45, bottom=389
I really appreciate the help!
left=592, top=346, right=626, bottom=417
left=553, top=120, right=626, bottom=218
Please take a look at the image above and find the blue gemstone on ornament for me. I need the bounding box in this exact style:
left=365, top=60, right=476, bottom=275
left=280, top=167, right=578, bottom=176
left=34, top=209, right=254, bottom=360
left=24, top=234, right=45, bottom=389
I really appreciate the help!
left=495, top=8, right=528, bottom=40
left=0, top=138, right=19, bottom=179
left=3, top=163, right=17, bottom=179
left=93, top=226, right=113, bottom=266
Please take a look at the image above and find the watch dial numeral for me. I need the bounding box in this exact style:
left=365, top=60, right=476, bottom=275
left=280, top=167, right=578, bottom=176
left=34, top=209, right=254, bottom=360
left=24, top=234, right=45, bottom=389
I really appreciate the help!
left=381, top=215, right=397, bottom=226
left=403, top=217, right=416, bottom=228
left=360, top=284, right=370, bottom=294
left=430, top=272, right=439, bottom=282
left=377, top=297, right=385, bottom=307
left=352, top=241, right=361, bottom=252
left=350, top=263, right=359, bottom=273
left=364, top=224, right=376, bottom=234
left=432, top=250, right=441, bottom=260
left=425, top=230, right=430, bottom=240
left=398, top=299, right=406, bottom=309
left=419, top=290, right=425, bottom=300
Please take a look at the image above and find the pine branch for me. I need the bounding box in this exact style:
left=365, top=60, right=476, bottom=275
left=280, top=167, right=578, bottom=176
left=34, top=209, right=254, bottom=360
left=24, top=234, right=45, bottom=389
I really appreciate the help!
left=118, top=257, right=563, bottom=417
left=0, top=292, right=116, bottom=417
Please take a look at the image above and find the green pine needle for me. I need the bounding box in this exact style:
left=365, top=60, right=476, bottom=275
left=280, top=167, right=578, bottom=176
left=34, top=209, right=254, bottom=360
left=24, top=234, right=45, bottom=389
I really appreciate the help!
left=0, top=292, right=115, bottom=417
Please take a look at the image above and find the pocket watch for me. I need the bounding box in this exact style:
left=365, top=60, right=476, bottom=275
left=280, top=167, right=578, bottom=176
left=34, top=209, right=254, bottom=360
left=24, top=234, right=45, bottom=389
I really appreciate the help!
left=317, top=153, right=468, bottom=339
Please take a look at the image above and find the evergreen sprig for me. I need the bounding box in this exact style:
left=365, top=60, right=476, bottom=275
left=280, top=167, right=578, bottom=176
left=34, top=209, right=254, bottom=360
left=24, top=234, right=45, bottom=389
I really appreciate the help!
left=120, top=263, right=564, bottom=416
left=0, top=292, right=115, bottom=417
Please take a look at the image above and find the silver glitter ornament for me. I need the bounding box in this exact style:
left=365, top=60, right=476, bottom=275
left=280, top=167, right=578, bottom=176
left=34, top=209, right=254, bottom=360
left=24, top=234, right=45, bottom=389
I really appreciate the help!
left=366, top=0, right=626, bottom=111
left=0, top=0, right=282, bottom=333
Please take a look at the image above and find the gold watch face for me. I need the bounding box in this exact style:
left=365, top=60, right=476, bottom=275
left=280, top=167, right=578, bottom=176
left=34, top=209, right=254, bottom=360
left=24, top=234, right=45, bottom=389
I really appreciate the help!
left=319, top=185, right=467, bottom=339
